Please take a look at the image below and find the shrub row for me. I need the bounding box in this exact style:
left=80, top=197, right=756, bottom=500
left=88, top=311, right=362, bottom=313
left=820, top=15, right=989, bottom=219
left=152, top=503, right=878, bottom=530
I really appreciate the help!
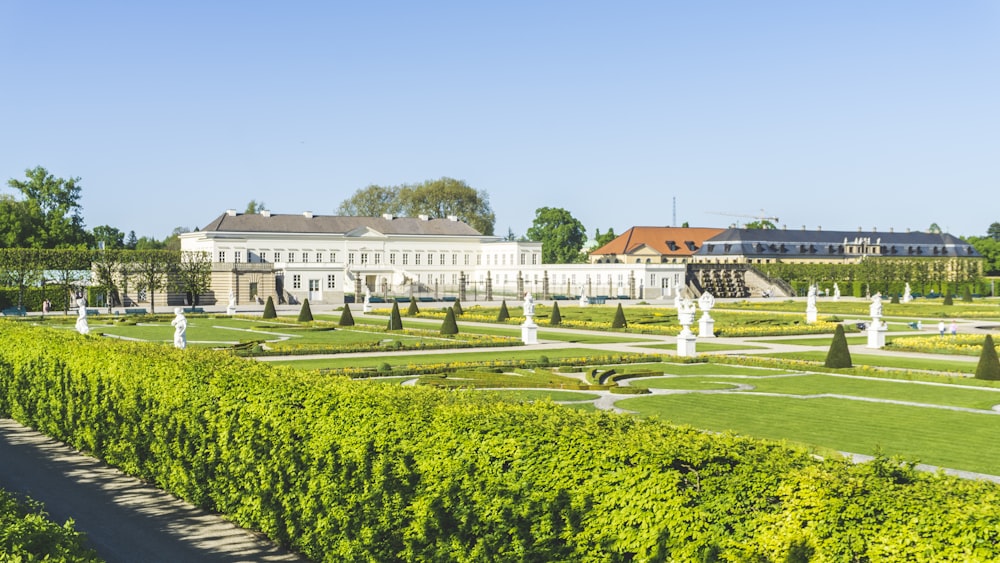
left=0, top=487, right=99, bottom=561
left=2, top=324, right=1000, bottom=561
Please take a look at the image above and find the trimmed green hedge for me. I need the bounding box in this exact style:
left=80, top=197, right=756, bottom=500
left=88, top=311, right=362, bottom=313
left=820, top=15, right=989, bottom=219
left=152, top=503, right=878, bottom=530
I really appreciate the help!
left=0, top=488, right=99, bottom=561
left=2, top=323, right=1000, bottom=561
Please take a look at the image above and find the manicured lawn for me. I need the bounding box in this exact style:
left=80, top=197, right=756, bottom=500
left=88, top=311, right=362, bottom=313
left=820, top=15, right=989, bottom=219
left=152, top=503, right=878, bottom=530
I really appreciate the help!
left=617, top=392, right=1000, bottom=475
left=761, top=351, right=978, bottom=374
left=265, top=347, right=633, bottom=370
left=637, top=341, right=767, bottom=352
left=485, top=390, right=602, bottom=402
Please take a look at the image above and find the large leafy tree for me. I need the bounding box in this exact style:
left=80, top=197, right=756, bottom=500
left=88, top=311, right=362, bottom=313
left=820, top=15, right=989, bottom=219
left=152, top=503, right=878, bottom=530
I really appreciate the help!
left=398, top=178, right=495, bottom=235
left=4, top=166, right=89, bottom=248
left=337, top=178, right=496, bottom=235
left=526, top=207, right=587, bottom=264
left=92, top=225, right=125, bottom=249
left=172, top=251, right=212, bottom=306
left=337, top=185, right=402, bottom=217
left=988, top=222, right=1000, bottom=241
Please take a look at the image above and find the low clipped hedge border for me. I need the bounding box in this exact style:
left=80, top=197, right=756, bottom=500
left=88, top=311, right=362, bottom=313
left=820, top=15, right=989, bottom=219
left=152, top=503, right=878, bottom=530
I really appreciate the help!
left=2, top=323, right=1000, bottom=561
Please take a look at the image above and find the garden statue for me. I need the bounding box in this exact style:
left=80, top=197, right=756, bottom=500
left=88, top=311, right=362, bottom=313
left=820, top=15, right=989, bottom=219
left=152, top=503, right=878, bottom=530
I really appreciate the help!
left=75, top=296, right=89, bottom=335
left=806, top=284, right=819, bottom=323
left=833, top=283, right=841, bottom=301
left=523, top=292, right=535, bottom=317
left=171, top=308, right=187, bottom=349
left=227, top=289, right=236, bottom=315
left=903, top=283, right=913, bottom=303
left=698, top=291, right=716, bottom=338
left=869, top=292, right=883, bottom=319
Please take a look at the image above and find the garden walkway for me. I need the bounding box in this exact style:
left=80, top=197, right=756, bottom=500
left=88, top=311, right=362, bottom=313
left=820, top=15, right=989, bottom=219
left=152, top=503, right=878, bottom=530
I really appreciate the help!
left=0, top=419, right=306, bottom=563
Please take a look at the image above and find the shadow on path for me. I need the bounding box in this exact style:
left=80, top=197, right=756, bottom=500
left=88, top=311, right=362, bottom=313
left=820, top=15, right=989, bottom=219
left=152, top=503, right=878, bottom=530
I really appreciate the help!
left=0, top=419, right=306, bottom=563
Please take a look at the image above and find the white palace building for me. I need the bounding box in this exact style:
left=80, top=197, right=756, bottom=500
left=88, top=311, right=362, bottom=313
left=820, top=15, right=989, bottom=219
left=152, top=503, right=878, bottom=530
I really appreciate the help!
left=179, top=210, right=687, bottom=307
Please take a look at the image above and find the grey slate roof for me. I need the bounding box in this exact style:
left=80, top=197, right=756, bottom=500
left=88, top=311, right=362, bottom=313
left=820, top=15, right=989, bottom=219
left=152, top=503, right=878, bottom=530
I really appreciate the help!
left=199, top=212, right=484, bottom=237
left=696, top=228, right=981, bottom=259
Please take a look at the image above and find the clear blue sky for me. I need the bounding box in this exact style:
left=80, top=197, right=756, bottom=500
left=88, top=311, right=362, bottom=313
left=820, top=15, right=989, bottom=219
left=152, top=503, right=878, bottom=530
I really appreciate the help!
left=2, top=1, right=998, bottom=240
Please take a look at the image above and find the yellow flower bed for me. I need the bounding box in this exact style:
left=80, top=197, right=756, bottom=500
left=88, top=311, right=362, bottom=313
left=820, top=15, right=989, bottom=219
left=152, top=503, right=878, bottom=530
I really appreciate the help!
left=887, top=334, right=986, bottom=356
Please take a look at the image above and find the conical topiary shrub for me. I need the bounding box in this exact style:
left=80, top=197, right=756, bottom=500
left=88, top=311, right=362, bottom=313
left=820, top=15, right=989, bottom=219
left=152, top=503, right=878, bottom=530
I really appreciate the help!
left=297, top=298, right=313, bottom=322
left=611, top=303, right=627, bottom=329
left=549, top=301, right=562, bottom=326
left=975, top=334, right=1000, bottom=380
left=943, top=293, right=954, bottom=306
left=387, top=301, right=403, bottom=330
left=963, top=286, right=973, bottom=303
left=338, top=304, right=355, bottom=327
left=453, top=299, right=464, bottom=316
left=890, top=293, right=900, bottom=304
left=824, top=324, right=853, bottom=368
left=262, top=296, right=276, bottom=319
left=497, top=300, right=510, bottom=322
left=407, top=299, right=419, bottom=316
left=440, top=307, right=459, bottom=335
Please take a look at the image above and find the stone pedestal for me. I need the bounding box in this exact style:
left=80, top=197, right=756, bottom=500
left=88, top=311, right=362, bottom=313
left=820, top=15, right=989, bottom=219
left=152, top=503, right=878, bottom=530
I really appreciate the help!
left=677, top=329, right=698, bottom=357
left=363, top=302, right=372, bottom=313
left=866, top=319, right=887, bottom=349
left=806, top=307, right=818, bottom=324
left=698, top=314, right=715, bottom=338
left=521, top=318, right=538, bottom=345
left=226, top=306, right=236, bottom=316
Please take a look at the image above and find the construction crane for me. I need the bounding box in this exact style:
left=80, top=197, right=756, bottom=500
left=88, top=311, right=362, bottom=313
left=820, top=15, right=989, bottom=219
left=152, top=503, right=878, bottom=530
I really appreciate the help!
left=707, top=209, right=780, bottom=229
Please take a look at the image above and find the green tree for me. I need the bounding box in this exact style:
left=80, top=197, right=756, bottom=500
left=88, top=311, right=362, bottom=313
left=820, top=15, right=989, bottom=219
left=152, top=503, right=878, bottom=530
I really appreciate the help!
left=824, top=324, right=853, bottom=368
left=0, top=248, right=43, bottom=309
left=975, top=334, right=1000, bottom=380
left=440, top=307, right=459, bottom=335
left=337, top=184, right=403, bottom=217
left=497, top=300, right=510, bottom=322
left=989, top=222, right=1000, bottom=241
left=398, top=178, right=495, bottom=235
left=407, top=300, right=419, bottom=316
left=173, top=251, right=212, bottom=306
left=131, top=249, right=180, bottom=314
left=125, top=230, right=138, bottom=250
left=92, top=225, right=125, bottom=249
left=262, top=296, right=277, bottom=319
left=593, top=228, right=617, bottom=248
left=549, top=301, right=562, bottom=326
left=387, top=301, right=403, bottom=330
left=92, top=248, right=124, bottom=309
left=611, top=303, right=628, bottom=328
left=298, top=299, right=314, bottom=322
left=452, top=299, right=464, bottom=316
left=526, top=207, right=587, bottom=264
left=4, top=166, right=89, bottom=248
left=338, top=304, right=355, bottom=326
left=245, top=200, right=268, bottom=214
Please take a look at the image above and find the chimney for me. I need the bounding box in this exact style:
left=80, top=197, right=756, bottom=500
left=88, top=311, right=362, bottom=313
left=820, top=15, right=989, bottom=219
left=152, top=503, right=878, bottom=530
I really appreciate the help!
left=447, top=215, right=458, bottom=221
left=889, top=227, right=893, bottom=233
left=817, top=225, right=822, bottom=231
left=226, top=209, right=237, bottom=217
left=303, top=211, right=314, bottom=218
left=261, top=210, right=271, bottom=218
left=382, top=213, right=394, bottom=220
left=418, top=214, right=430, bottom=221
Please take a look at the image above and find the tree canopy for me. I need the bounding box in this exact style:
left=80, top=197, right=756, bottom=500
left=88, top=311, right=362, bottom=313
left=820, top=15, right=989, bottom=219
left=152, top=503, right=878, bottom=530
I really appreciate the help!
left=3, top=166, right=89, bottom=248
left=526, top=207, right=587, bottom=264
left=337, top=177, right=495, bottom=235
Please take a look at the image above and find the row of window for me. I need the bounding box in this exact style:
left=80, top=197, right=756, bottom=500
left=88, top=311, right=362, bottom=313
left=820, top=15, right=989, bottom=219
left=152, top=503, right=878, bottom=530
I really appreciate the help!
left=217, top=250, right=540, bottom=266
left=290, top=274, right=338, bottom=290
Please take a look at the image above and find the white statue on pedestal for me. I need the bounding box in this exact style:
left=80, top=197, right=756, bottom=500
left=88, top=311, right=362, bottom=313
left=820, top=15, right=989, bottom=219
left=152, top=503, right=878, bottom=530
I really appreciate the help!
left=676, top=298, right=698, bottom=356
left=227, top=289, right=236, bottom=315
left=833, top=283, right=841, bottom=301
left=521, top=292, right=538, bottom=344
left=363, top=287, right=372, bottom=313
left=902, top=283, right=913, bottom=304
left=806, top=284, right=819, bottom=323
left=869, top=292, right=883, bottom=319
left=75, top=296, right=89, bottom=335
left=171, top=308, right=187, bottom=349
left=697, top=292, right=716, bottom=338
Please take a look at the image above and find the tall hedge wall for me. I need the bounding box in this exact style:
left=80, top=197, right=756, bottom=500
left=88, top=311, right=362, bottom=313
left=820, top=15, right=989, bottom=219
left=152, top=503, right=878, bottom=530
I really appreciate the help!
left=1, top=323, right=999, bottom=561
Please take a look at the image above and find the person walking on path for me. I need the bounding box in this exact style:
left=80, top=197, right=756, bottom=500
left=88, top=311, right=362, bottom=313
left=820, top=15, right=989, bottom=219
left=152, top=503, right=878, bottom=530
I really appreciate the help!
left=950, top=320, right=958, bottom=337
left=938, top=320, right=946, bottom=337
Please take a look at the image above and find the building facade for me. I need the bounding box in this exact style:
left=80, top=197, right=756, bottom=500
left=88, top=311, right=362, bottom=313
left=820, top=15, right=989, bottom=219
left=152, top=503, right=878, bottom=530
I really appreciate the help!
left=180, top=210, right=688, bottom=307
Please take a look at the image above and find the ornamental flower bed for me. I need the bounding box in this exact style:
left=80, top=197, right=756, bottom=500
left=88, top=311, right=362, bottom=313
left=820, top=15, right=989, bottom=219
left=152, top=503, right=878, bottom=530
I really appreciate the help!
left=886, top=334, right=989, bottom=357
